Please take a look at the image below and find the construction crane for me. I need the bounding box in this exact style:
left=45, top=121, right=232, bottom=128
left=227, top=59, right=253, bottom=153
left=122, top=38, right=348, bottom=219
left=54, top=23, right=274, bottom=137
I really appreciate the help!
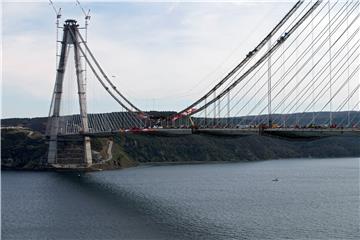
left=76, top=0, right=91, bottom=21
left=47, top=0, right=62, bottom=135
left=49, top=0, right=61, bottom=20
left=75, top=0, right=91, bottom=85
left=48, top=0, right=61, bottom=67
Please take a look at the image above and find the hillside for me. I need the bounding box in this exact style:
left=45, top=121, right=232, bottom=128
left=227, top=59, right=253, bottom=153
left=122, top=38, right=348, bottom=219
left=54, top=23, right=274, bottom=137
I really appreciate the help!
left=2, top=111, right=360, bottom=134
left=1, top=127, right=359, bottom=170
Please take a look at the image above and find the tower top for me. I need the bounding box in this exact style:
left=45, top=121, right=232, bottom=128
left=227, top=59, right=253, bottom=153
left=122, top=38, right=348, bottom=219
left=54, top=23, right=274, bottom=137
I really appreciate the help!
left=64, top=19, right=78, bottom=26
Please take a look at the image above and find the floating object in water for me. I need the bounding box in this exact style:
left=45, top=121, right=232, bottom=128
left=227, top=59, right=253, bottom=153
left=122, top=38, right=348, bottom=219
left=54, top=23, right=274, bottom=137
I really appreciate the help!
left=272, top=178, right=279, bottom=182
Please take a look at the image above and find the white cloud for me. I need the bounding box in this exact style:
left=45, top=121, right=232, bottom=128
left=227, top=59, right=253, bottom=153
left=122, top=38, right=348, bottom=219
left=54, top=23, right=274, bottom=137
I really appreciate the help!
left=3, top=33, right=55, bottom=99
left=2, top=1, right=298, bottom=117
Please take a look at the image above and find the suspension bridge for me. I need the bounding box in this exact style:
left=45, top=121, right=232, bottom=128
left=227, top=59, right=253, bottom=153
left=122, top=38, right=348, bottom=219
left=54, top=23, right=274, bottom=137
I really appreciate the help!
left=46, top=0, right=360, bottom=168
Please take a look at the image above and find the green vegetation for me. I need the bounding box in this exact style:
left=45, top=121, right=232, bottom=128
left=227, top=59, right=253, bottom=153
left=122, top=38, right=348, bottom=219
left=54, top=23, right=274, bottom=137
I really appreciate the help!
left=119, top=134, right=360, bottom=163
left=1, top=128, right=360, bottom=170
left=1, top=128, right=47, bottom=169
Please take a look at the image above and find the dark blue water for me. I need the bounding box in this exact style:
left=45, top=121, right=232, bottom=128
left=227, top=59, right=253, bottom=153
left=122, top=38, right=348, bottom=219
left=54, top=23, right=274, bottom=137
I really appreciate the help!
left=2, top=158, right=359, bottom=239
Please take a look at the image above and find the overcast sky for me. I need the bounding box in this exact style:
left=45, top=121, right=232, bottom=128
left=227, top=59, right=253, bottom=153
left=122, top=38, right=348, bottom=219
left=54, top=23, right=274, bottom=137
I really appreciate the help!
left=2, top=0, right=295, bottom=118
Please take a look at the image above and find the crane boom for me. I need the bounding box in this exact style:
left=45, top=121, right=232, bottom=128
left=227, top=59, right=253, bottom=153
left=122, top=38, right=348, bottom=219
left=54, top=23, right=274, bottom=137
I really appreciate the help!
left=76, top=0, right=91, bottom=20
left=49, top=0, right=61, bottom=18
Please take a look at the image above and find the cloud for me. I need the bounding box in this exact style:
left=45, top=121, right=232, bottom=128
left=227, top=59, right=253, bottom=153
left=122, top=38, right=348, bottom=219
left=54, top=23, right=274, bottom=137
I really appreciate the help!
left=2, top=1, right=294, bottom=117
left=3, top=33, right=55, bottom=98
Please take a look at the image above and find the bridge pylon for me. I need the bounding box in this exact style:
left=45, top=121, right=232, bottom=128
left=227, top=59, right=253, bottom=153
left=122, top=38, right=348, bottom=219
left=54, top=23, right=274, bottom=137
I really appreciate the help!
left=47, top=19, right=92, bottom=167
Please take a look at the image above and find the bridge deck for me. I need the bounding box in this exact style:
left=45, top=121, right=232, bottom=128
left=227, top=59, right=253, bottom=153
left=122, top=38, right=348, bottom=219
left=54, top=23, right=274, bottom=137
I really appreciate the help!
left=264, top=128, right=360, bottom=138
left=57, top=128, right=360, bottom=138
left=194, top=128, right=259, bottom=136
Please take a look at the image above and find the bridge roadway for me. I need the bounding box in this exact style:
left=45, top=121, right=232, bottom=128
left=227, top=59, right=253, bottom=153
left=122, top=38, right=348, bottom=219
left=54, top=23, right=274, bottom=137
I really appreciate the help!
left=57, top=128, right=360, bottom=138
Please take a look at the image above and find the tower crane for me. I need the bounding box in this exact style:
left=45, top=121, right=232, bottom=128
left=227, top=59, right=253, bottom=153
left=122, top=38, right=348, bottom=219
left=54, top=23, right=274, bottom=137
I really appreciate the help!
left=75, top=0, right=91, bottom=84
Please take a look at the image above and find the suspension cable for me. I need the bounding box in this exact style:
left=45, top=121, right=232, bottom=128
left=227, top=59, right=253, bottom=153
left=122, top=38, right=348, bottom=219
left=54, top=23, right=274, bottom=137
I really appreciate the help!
left=273, top=28, right=359, bottom=117
left=222, top=1, right=337, bottom=124
left=75, top=28, right=144, bottom=114
left=278, top=38, right=360, bottom=121
left=207, top=0, right=332, bottom=127
left=193, top=1, right=330, bottom=127
left=68, top=28, right=143, bottom=127
left=189, top=1, right=322, bottom=120
left=309, top=65, right=360, bottom=125
left=175, top=0, right=305, bottom=117
left=248, top=1, right=358, bottom=125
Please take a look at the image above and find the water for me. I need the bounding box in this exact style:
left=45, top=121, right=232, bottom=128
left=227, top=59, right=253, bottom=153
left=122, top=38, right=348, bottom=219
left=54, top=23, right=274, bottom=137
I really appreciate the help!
left=2, top=158, right=359, bottom=239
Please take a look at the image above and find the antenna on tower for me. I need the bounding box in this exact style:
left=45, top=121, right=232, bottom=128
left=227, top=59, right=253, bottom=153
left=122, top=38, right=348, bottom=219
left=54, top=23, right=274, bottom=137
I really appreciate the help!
left=75, top=0, right=91, bottom=85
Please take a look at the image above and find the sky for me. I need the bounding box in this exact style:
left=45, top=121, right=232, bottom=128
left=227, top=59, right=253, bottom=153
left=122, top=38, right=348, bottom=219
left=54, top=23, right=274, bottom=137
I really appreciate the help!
left=1, top=0, right=295, bottom=118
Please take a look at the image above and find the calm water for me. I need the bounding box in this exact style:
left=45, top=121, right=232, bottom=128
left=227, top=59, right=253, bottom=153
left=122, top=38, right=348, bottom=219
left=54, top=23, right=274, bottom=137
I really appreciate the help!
left=2, top=158, right=359, bottom=240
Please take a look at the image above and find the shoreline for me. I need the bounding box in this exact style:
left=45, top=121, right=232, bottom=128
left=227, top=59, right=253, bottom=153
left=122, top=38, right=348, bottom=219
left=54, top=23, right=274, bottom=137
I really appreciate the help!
left=2, top=156, right=359, bottom=172
left=2, top=128, right=360, bottom=171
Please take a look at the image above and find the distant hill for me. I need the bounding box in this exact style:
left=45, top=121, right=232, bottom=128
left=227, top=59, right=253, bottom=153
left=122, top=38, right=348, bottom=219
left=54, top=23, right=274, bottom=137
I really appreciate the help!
left=1, top=117, right=48, bottom=133
left=1, top=111, right=359, bottom=170
left=2, top=126, right=360, bottom=170
left=1, top=111, right=359, bottom=134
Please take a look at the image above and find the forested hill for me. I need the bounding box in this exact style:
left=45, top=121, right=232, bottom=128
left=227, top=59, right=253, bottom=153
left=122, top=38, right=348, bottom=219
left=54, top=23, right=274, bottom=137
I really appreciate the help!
left=1, top=111, right=359, bottom=133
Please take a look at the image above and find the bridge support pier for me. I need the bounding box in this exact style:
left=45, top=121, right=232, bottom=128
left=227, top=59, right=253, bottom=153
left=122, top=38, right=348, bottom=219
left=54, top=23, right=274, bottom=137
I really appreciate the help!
left=47, top=138, right=57, bottom=164
left=47, top=19, right=92, bottom=167
left=84, top=136, right=92, bottom=165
